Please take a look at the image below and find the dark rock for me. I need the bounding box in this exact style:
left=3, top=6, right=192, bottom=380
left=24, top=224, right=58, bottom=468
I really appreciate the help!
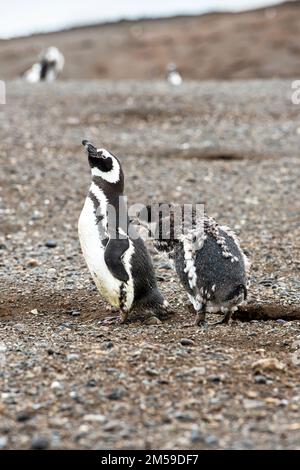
left=86, top=379, right=97, bottom=387
left=45, top=240, right=57, bottom=248
left=255, top=375, right=267, bottom=384
left=31, top=436, right=49, bottom=450
left=207, top=375, right=222, bottom=383
left=16, top=411, right=31, bottom=422
left=174, top=412, right=194, bottom=422
left=106, top=388, right=125, bottom=400
left=180, top=338, right=195, bottom=346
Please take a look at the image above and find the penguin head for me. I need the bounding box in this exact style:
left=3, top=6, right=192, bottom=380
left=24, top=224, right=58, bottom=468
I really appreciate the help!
left=82, top=140, right=124, bottom=190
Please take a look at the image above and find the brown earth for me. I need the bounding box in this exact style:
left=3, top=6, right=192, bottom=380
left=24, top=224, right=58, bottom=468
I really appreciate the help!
left=1, top=1, right=300, bottom=81
left=0, top=79, right=299, bottom=449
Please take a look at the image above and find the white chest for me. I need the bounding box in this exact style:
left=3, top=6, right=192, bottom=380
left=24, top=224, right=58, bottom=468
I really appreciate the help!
left=78, top=190, right=134, bottom=310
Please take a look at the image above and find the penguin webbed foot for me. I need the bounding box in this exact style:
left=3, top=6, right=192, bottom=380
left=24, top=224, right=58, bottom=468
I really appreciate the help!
left=101, top=310, right=129, bottom=325
left=194, top=309, right=207, bottom=328
left=212, top=311, right=232, bottom=326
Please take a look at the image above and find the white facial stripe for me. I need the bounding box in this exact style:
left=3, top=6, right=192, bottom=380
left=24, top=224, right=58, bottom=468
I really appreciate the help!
left=91, top=148, right=120, bottom=184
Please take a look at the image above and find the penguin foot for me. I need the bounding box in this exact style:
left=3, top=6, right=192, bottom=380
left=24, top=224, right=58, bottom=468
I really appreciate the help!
left=155, top=301, right=175, bottom=318
left=212, top=311, right=232, bottom=326
left=101, top=311, right=129, bottom=325
left=194, top=310, right=207, bottom=327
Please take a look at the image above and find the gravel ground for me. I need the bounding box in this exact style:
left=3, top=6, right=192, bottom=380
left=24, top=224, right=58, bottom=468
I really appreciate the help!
left=0, top=79, right=300, bottom=449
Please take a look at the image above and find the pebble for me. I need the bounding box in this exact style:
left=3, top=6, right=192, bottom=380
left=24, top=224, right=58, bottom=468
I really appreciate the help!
left=255, top=375, right=267, bottom=384
left=106, top=388, right=125, bottom=400
left=26, top=258, right=39, bottom=268
left=83, top=414, right=106, bottom=423
left=205, top=435, right=218, bottom=445
left=16, top=410, right=31, bottom=422
left=67, top=353, right=80, bottom=361
left=47, top=268, right=57, bottom=277
left=45, top=240, right=57, bottom=248
left=31, top=436, right=49, bottom=450
left=190, top=428, right=203, bottom=443
left=146, top=368, right=160, bottom=377
left=180, top=338, right=195, bottom=346
left=174, top=412, right=194, bottom=422
left=86, top=379, right=96, bottom=387
left=71, top=310, right=81, bottom=317
left=252, top=358, right=285, bottom=372
left=0, top=436, right=7, bottom=449
left=207, top=375, right=222, bottom=383
left=51, top=381, right=63, bottom=390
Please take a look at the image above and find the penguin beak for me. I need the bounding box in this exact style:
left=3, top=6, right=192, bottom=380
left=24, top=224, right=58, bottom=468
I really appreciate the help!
left=82, top=140, right=98, bottom=157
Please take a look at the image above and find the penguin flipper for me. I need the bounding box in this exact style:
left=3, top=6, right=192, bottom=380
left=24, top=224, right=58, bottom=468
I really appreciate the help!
left=104, top=238, right=130, bottom=283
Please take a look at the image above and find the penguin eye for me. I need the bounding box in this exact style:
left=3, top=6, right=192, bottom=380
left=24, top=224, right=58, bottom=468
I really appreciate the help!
left=98, top=151, right=108, bottom=159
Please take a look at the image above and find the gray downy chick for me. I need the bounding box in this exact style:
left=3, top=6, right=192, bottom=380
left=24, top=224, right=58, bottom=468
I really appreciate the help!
left=138, top=204, right=250, bottom=326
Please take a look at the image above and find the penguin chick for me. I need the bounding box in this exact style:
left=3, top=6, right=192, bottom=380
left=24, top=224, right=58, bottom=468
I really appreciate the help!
left=78, top=141, right=168, bottom=324
left=138, top=204, right=250, bottom=326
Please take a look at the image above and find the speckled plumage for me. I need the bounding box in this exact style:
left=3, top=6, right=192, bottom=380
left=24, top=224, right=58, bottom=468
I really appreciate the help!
left=139, top=204, right=250, bottom=325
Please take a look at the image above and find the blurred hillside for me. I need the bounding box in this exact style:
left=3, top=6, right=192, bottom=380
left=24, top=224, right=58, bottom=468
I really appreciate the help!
left=0, top=1, right=300, bottom=80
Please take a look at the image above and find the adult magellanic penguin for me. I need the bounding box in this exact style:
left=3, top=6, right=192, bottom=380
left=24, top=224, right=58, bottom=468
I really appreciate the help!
left=78, top=140, right=168, bottom=324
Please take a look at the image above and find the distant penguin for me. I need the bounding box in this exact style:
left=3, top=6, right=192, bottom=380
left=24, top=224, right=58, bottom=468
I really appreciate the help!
left=138, top=204, right=250, bottom=326
left=24, top=47, right=64, bottom=83
left=78, top=141, right=169, bottom=324
left=166, top=63, right=182, bottom=86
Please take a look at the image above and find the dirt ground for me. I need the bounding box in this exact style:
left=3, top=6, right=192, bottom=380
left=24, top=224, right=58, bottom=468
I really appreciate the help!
left=0, top=79, right=299, bottom=449
left=1, top=1, right=300, bottom=81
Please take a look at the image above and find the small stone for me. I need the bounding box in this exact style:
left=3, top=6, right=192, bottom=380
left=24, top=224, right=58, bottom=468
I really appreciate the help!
left=276, top=319, right=286, bottom=324
left=86, top=379, right=96, bottom=387
left=190, top=428, right=203, bottom=443
left=67, top=353, right=79, bottom=361
left=71, top=310, right=81, bottom=317
left=16, top=410, right=31, bottom=422
left=47, top=268, right=57, bottom=277
left=51, top=381, right=63, bottom=390
left=0, top=436, right=7, bottom=449
left=255, top=375, right=267, bottom=384
left=83, top=414, right=106, bottom=423
left=207, top=375, right=222, bottom=383
left=180, top=338, right=195, bottom=346
left=45, top=240, right=57, bottom=248
left=252, top=358, right=285, bottom=372
left=146, top=368, right=159, bottom=377
left=30, top=309, right=39, bottom=315
left=205, top=435, right=218, bottom=445
left=31, top=436, right=49, bottom=450
left=103, top=341, right=114, bottom=349
left=174, top=412, right=194, bottom=422
left=0, top=243, right=7, bottom=250
left=106, top=388, right=125, bottom=400
left=26, top=258, right=39, bottom=268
